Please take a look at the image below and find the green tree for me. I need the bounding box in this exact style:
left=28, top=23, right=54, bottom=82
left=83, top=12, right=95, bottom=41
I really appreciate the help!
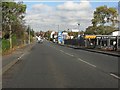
left=92, top=5, right=118, bottom=27
left=26, top=26, right=35, bottom=37
left=2, top=2, right=26, bottom=35
left=85, top=5, right=118, bottom=35
left=44, top=31, right=51, bottom=39
left=2, top=1, right=27, bottom=49
left=85, top=26, right=97, bottom=35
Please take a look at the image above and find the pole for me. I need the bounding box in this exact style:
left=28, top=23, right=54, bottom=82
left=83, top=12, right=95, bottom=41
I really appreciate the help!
left=78, top=23, right=80, bottom=37
left=58, top=25, right=59, bottom=32
left=9, top=24, right=12, bottom=49
left=29, top=26, right=30, bottom=44
left=58, top=25, right=59, bottom=43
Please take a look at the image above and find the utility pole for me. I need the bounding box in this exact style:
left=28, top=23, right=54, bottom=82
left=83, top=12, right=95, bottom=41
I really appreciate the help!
left=28, top=26, right=31, bottom=44
left=58, top=25, right=59, bottom=32
left=27, top=25, right=30, bottom=44
left=9, top=24, right=12, bottom=49
left=78, top=23, right=80, bottom=37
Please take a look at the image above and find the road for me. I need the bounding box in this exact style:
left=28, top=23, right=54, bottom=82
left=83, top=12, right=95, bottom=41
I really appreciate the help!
left=3, top=40, right=119, bottom=88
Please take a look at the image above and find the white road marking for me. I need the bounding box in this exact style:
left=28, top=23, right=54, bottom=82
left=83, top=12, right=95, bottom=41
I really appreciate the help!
left=65, top=53, right=74, bottom=57
left=59, top=50, right=74, bottom=57
left=78, top=58, right=96, bottom=68
left=60, top=50, right=65, bottom=53
left=18, top=54, right=25, bottom=60
left=110, top=73, right=120, bottom=79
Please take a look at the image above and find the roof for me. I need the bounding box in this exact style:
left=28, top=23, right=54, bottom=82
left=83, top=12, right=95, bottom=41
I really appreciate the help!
left=111, top=31, right=120, bottom=36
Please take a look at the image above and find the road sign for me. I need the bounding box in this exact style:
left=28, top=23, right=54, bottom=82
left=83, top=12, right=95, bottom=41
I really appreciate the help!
left=58, top=31, right=63, bottom=44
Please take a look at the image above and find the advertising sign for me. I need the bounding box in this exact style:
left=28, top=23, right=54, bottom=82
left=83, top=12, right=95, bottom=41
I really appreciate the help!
left=58, top=31, right=63, bottom=44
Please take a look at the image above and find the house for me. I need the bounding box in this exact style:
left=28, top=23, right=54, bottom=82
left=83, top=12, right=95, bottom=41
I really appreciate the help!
left=111, top=31, right=120, bottom=36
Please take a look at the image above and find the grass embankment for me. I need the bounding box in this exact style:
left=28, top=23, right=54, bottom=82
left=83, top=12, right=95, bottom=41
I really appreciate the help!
left=2, top=35, right=24, bottom=55
left=2, top=35, right=35, bottom=56
left=2, top=39, right=25, bottom=56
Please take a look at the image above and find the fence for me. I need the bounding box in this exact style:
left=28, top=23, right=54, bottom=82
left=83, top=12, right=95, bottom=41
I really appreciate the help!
left=64, top=35, right=120, bottom=51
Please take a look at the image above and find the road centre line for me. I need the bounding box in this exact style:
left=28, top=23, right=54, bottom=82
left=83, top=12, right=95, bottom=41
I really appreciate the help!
left=60, top=50, right=64, bottom=52
left=59, top=50, right=74, bottom=57
left=49, top=43, right=120, bottom=80
left=65, top=52, right=74, bottom=57
left=78, top=58, right=96, bottom=68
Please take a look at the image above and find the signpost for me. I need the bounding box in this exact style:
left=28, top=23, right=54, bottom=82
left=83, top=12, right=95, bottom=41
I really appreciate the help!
left=58, top=31, right=63, bottom=44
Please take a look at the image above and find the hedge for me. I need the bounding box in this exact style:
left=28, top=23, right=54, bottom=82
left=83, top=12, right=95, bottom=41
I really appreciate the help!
left=2, top=39, right=10, bottom=52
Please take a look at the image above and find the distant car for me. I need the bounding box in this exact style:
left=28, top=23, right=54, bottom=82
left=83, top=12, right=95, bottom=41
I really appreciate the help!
left=36, top=36, right=43, bottom=44
left=38, top=39, right=43, bottom=43
left=53, top=39, right=56, bottom=43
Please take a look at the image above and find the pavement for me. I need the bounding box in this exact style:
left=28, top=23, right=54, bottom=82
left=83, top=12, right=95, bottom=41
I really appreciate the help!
left=2, top=42, right=36, bottom=74
left=63, top=44, right=120, bottom=57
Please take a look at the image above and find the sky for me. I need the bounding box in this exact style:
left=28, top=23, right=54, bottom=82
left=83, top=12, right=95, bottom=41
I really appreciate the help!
left=17, top=0, right=119, bottom=32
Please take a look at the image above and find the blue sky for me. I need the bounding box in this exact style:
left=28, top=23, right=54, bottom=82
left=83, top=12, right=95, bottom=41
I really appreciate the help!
left=24, top=1, right=118, bottom=11
left=21, top=0, right=119, bottom=32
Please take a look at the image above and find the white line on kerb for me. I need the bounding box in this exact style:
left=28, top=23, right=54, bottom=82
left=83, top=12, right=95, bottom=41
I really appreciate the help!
left=78, top=58, right=96, bottom=68
left=110, top=73, right=120, bottom=79
left=18, top=54, right=24, bottom=60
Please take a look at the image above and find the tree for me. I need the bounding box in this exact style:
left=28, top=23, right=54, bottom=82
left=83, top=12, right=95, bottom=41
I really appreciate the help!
left=85, top=25, right=116, bottom=35
left=85, top=26, right=96, bottom=35
left=108, top=7, right=118, bottom=26
left=85, top=5, right=118, bottom=35
left=2, top=2, right=26, bottom=35
left=44, top=31, right=52, bottom=39
left=2, top=1, right=27, bottom=48
left=92, top=5, right=118, bottom=27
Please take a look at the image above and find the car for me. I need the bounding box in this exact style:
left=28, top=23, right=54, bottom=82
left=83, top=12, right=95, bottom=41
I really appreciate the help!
left=38, top=39, right=43, bottom=43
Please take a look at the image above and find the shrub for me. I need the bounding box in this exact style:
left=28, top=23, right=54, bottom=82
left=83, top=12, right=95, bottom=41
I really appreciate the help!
left=12, top=34, right=17, bottom=47
left=2, top=39, right=10, bottom=52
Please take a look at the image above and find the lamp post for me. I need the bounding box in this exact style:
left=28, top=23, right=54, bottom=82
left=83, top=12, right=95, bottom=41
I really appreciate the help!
left=78, top=23, right=80, bottom=37
left=9, top=24, right=12, bottom=49
left=58, top=25, right=59, bottom=33
left=67, top=29, right=69, bottom=32
left=29, top=29, right=30, bottom=44
left=28, top=25, right=31, bottom=44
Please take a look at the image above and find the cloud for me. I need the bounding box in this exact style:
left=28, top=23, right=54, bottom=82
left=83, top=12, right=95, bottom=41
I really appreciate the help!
left=25, top=1, right=94, bottom=32
left=32, top=3, right=53, bottom=12
left=57, top=0, right=91, bottom=11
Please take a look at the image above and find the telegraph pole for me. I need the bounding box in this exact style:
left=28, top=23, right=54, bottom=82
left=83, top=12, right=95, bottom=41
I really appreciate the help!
left=78, top=23, right=80, bottom=37
left=58, top=25, right=59, bottom=32
left=9, top=24, right=12, bottom=49
left=27, top=25, right=31, bottom=44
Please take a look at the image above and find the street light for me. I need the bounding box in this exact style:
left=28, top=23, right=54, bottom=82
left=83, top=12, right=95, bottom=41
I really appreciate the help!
left=78, top=23, right=80, bottom=37
left=67, top=29, right=69, bottom=32
left=9, top=24, right=12, bottom=49
left=57, top=25, right=59, bottom=37
left=28, top=25, right=31, bottom=44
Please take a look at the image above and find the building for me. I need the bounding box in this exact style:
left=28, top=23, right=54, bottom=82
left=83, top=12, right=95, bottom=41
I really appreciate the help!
left=111, top=31, right=120, bottom=36
left=71, top=29, right=79, bottom=32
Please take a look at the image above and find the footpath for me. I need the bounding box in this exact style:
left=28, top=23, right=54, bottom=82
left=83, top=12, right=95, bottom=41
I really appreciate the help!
left=63, top=44, right=120, bottom=57
left=49, top=40, right=120, bottom=57
left=1, top=42, right=36, bottom=75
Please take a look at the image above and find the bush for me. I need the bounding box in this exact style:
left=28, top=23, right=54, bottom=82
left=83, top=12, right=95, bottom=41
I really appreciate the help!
left=12, top=34, right=17, bottom=47
left=2, top=39, right=10, bottom=52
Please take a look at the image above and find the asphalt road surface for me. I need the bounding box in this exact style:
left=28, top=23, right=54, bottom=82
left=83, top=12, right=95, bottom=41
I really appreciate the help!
left=3, top=40, right=119, bottom=88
